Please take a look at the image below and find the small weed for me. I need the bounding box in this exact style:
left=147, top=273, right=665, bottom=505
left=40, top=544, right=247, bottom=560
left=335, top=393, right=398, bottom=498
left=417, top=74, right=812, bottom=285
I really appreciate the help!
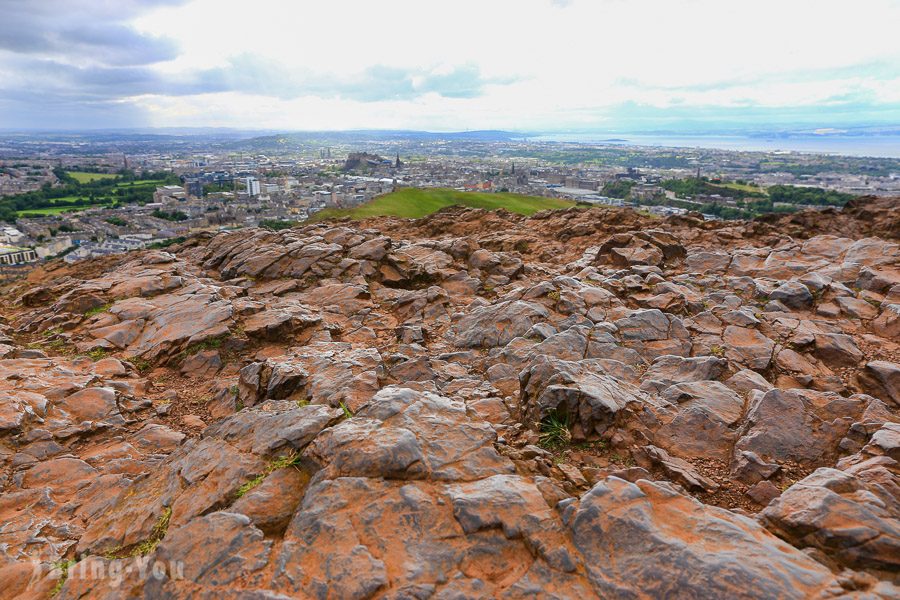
left=572, top=439, right=607, bottom=451
left=547, top=290, right=561, bottom=302
left=610, top=453, right=636, bottom=467
left=339, top=401, right=353, bottom=419
left=43, top=327, right=63, bottom=338
left=84, top=348, right=109, bottom=361
left=513, top=240, right=530, bottom=253
left=127, top=357, right=152, bottom=373
left=84, top=303, right=112, bottom=318
left=101, top=505, right=172, bottom=561
left=133, top=507, right=172, bottom=556
left=177, top=334, right=229, bottom=362
left=538, top=412, right=571, bottom=450
left=235, top=452, right=302, bottom=498
left=46, top=338, right=69, bottom=350
left=296, top=398, right=310, bottom=407
left=50, top=559, right=76, bottom=596
left=709, top=345, right=726, bottom=357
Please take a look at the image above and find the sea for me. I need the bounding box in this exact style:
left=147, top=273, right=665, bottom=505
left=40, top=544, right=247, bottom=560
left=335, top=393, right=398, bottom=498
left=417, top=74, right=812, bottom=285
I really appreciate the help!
left=531, top=133, right=900, bottom=159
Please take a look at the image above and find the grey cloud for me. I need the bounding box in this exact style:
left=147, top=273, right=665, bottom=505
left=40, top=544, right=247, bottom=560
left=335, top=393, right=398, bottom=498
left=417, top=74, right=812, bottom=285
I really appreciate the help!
left=0, top=1, right=520, bottom=127
left=0, top=0, right=185, bottom=66
left=1, top=52, right=515, bottom=104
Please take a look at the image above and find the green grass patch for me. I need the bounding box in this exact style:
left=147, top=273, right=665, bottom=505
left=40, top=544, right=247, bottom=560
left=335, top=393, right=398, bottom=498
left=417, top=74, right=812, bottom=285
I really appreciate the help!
left=719, top=181, right=769, bottom=195
left=127, top=356, right=152, bottom=373
left=17, top=204, right=103, bottom=216
left=104, top=506, right=172, bottom=560
left=339, top=401, right=354, bottom=419
left=311, top=188, right=574, bottom=221
left=84, top=303, right=112, bottom=317
left=235, top=452, right=302, bottom=498
left=538, top=411, right=572, bottom=450
left=113, top=179, right=166, bottom=189
left=50, top=558, right=77, bottom=596
left=177, top=334, right=228, bottom=362
left=84, top=348, right=110, bottom=361
left=66, top=171, right=118, bottom=183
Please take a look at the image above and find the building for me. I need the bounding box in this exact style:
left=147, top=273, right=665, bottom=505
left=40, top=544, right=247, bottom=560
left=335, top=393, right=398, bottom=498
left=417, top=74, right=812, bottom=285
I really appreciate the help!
left=154, top=185, right=187, bottom=203
left=0, top=226, right=26, bottom=245
left=184, top=179, right=204, bottom=198
left=0, top=246, right=38, bottom=265
left=245, top=177, right=261, bottom=197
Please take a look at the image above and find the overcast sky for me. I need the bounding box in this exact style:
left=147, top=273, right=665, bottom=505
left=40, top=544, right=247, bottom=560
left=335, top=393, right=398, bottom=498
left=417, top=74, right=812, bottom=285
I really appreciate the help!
left=1, top=0, right=899, bottom=131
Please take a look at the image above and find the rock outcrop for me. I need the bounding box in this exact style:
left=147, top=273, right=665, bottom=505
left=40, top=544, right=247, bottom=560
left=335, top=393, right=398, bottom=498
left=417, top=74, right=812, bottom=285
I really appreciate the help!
left=1, top=197, right=898, bottom=598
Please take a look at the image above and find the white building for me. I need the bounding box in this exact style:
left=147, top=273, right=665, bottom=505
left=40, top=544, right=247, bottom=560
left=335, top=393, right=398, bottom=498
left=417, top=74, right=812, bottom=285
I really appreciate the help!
left=245, top=177, right=261, bottom=197
left=0, top=226, right=26, bottom=245
left=0, top=245, right=38, bottom=265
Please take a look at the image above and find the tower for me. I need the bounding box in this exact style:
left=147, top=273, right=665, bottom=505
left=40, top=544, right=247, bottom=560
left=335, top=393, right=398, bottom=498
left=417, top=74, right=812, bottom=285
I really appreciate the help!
left=395, top=153, right=402, bottom=169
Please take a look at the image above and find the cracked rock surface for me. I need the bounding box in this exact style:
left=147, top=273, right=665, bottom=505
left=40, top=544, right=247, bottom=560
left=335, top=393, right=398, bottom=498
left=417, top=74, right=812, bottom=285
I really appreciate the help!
left=1, top=197, right=899, bottom=598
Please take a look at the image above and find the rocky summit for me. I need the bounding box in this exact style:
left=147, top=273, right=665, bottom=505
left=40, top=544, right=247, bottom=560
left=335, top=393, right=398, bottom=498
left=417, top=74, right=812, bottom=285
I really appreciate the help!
left=0, top=196, right=899, bottom=599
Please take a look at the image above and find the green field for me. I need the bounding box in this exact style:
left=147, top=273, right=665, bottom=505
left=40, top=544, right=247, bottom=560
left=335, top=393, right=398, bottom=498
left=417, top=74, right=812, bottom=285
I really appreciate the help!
left=17, top=204, right=102, bottom=216
left=312, top=188, right=574, bottom=221
left=114, top=179, right=165, bottom=189
left=66, top=171, right=119, bottom=183
left=719, top=182, right=769, bottom=195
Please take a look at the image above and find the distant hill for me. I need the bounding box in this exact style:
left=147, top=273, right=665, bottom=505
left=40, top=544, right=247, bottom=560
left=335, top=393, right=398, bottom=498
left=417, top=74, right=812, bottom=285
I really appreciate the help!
left=311, top=187, right=574, bottom=221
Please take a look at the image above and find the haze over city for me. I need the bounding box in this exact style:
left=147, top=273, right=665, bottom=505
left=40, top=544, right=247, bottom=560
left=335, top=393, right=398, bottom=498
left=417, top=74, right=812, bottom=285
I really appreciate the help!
left=2, top=0, right=899, bottom=132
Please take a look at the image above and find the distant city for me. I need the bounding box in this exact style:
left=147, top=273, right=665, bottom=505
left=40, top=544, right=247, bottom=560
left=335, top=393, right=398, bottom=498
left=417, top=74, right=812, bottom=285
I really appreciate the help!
left=1, top=129, right=898, bottom=275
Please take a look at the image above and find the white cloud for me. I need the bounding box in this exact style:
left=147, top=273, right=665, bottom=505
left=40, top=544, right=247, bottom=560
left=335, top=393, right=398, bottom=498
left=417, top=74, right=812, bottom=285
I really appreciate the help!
left=2, top=0, right=899, bottom=129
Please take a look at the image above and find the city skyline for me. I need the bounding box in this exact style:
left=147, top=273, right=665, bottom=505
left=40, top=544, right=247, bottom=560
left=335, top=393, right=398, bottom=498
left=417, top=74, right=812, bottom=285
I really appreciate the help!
left=1, top=0, right=899, bottom=131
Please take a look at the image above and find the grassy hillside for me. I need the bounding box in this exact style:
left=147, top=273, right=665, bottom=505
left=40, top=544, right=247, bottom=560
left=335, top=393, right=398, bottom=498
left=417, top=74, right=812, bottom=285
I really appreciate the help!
left=312, top=188, right=574, bottom=221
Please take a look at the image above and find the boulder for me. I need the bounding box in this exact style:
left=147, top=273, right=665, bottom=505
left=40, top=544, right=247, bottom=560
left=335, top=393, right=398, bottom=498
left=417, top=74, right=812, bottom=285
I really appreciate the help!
left=859, top=361, right=900, bottom=406
left=569, top=477, right=840, bottom=599
left=761, top=468, right=900, bottom=572
left=448, top=300, right=550, bottom=348
left=519, top=356, right=646, bottom=439
left=770, top=281, right=814, bottom=309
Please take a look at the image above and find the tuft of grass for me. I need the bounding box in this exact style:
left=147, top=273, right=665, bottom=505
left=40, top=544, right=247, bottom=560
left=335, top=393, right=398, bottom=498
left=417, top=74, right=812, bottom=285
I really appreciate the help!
left=572, top=439, right=608, bottom=451
left=339, top=401, right=353, bottom=419
left=50, top=559, right=76, bottom=597
left=104, top=506, right=172, bottom=560
left=296, top=398, right=309, bottom=408
left=610, top=453, right=636, bottom=467
left=133, top=507, right=172, bottom=556
left=177, top=334, right=229, bottom=362
left=709, top=345, right=726, bottom=357
left=127, top=356, right=152, bottom=373
left=84, top=348, right=109, bottom=361
left=235, top=452, right=302, bottom=498
left=547, top=290, right=561, bottom=302
left=84, top=303, right=112, bottom=318
left=538, top=412, right=571, bottom=450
